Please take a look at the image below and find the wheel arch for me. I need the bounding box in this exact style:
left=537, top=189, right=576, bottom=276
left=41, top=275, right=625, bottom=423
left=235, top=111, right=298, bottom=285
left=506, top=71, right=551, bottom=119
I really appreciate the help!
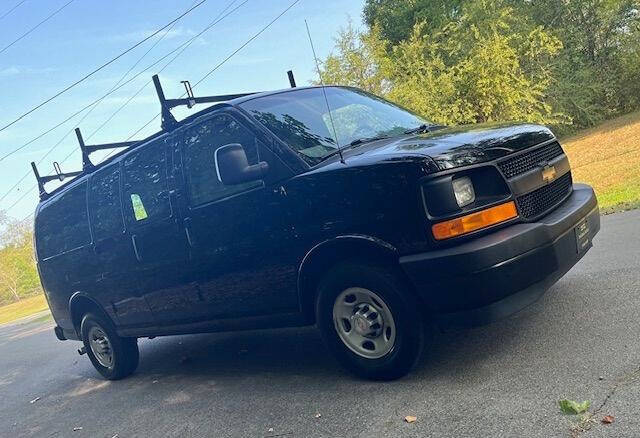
left=297, top=235, right=403, bottom=323
left=68, top=292, right=114, bottom=338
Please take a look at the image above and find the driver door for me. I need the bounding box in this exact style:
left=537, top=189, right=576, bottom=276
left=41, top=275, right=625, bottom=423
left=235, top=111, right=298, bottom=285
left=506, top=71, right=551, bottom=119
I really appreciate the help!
left=177, top=111, right=299, bottom=320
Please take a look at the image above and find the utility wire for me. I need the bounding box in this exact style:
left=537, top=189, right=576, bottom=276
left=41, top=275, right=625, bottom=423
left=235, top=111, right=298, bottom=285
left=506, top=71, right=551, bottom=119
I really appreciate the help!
left=0, top=0, right=28, bottom=21
left=92, top=0, right=243, bottom=162
left=0, top=0, right=74, bottom=54
left=105, top=0, right=302, bottom=159
left=9, top=111, right=158, bottom=219
left=0, top=0, right=246, bottom=164
left=0, top=0, right=200, bottom=204
left=7, top=0, right=299, bottom=219
left=193, top=0, right=301, bottom=88
left=2, top=0, right=243, bottom=211
left=0, top=0, right=208, bottom=133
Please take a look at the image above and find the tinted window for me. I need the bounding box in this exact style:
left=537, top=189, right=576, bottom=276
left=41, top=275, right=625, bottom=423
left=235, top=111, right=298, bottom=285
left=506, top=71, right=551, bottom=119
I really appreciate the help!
left=183, top=114, right=261, bottom=206
left=122, top=140, right=170, bottom=225
left=37, top=182, right=91, bottom=259
left=89, top=166, right=124, bottom=240
left=239, top=87, right=427, bottom=165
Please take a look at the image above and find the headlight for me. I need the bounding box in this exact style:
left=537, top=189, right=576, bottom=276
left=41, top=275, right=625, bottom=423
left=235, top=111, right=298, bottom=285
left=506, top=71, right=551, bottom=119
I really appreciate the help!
left=452, top=176, right=475, bottom=207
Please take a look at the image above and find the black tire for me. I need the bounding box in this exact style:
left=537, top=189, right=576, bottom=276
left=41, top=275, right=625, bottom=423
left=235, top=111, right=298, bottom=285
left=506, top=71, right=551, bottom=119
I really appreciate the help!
left=316, top=262, right=424, bottom=380
left=80, top=313, right=139, bottom=380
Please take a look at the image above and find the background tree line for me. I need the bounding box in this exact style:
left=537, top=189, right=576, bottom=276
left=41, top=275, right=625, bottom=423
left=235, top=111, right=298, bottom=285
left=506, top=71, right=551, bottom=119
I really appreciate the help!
left=0, top=212, right=41, bottom=305
left=319, top=0, right=640, bottom=135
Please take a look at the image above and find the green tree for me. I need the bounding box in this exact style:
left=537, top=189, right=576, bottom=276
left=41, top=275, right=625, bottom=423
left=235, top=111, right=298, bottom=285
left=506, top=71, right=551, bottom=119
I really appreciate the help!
left=361, top=0, right=640, bottom=132
left=323, top=1, right=565, bottom=126
left=0, top=212, right=41, bottom=305
left=363, top=0, right=468, bottom=44
left=316, top=21, right=389, bottom=96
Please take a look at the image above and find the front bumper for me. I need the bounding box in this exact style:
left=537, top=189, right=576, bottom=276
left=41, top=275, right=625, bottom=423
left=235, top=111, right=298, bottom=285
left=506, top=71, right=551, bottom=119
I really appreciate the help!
left=400, top=183, right=600, bottom=328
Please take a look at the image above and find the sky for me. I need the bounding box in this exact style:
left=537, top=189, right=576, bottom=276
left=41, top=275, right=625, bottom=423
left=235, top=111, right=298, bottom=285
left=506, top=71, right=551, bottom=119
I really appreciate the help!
left=0, top=0, right=367, bottom=220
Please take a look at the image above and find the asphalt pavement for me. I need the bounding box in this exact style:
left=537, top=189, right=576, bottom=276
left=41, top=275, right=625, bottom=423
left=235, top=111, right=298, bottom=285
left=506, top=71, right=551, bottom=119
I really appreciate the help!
left=1, top=210, right=639, bottom=438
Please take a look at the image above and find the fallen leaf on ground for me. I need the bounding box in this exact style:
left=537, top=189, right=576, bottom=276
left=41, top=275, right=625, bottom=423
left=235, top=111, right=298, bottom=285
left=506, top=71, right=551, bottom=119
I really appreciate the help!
left=29, top=397, right=40, bottom=404
left=558, top=399, right=590, bottom=415
left=404, top=415, right=417, bottom=423
left=602, top=415, right=614, bottom=424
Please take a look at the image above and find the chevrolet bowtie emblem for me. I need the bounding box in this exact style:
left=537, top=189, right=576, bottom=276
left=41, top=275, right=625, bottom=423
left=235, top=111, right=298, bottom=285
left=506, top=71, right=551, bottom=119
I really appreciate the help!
left=541, top=164, right=557, bottom=183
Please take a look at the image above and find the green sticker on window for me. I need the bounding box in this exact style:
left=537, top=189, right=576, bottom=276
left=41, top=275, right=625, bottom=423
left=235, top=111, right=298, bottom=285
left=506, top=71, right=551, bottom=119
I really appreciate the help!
left=130, top=194, right=148, bottom=221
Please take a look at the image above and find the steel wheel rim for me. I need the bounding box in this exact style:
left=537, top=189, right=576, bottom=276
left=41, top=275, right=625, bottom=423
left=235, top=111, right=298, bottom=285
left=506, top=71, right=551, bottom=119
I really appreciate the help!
left=88, top=326, right=114, bottom=369
left=332, top=287, right=396, bottom=359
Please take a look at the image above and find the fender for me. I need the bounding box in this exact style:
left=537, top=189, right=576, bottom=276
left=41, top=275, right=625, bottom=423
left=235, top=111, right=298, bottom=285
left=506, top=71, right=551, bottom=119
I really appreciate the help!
left=296, top=234, right=399, bottom=319
left=68, top=291, right=115, bottom=337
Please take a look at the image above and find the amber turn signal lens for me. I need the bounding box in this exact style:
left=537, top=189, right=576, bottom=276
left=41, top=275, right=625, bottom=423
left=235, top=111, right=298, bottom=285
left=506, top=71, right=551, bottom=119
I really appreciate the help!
left=432, top=201, right=518, bottom=240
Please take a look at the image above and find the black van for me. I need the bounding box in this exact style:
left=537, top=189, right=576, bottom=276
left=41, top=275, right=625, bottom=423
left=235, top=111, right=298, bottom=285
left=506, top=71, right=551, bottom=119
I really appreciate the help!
left=33, top=84, right=599, bottom=380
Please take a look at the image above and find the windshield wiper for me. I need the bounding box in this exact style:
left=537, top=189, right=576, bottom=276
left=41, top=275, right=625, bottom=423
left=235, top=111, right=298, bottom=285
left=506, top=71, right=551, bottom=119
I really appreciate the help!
left=348, top=136, right=390, bottom=147
left=317, top=136, right=388, bottom=163
left=317, top=136, right=391, bottom=163
left=403, top=124, right=439, bottom=135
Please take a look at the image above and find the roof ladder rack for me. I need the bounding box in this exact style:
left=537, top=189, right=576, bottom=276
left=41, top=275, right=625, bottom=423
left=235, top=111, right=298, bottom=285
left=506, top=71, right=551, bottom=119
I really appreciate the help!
left=75, top=127, right=137, bottom=172
left=287, top=70, right=296, bottom=88
left=31, top=72, right=299, bottom=199
left=151, top=74, right=260, bottom=130
left=31, top=161, right=83, bottom=200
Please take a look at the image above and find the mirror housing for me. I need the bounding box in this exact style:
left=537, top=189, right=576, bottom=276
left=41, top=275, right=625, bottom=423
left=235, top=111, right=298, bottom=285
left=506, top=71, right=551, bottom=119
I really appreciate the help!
left=215, top=143, right=269, bottom=185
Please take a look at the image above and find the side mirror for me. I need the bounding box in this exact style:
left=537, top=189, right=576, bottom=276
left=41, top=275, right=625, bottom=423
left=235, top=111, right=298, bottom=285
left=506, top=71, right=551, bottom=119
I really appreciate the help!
left=214, top=143, right=269, bottom=185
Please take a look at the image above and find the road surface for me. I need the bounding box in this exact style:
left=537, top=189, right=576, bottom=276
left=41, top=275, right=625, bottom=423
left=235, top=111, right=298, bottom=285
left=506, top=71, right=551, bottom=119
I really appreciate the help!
left=1, top=210, right=639, bottom=437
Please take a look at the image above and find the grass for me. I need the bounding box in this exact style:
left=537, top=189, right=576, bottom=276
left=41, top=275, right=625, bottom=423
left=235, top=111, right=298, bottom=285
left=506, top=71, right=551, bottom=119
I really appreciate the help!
left=562, top=111, right=640, bottom=214
left=0, top=294, right=49, bottom=325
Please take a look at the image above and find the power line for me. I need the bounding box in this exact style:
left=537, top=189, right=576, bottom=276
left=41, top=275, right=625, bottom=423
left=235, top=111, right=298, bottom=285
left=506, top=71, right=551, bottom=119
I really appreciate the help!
left=0, top=0, right=208, bottom=133
left=0, top=0, right=246, bottom=164
left=0, top=0, right=76, bottom=55
left=5, top=0, right=299, bottom=218
left=115, top=0, right=302, bottom=151
left=8, top=111, right=157, bottom=218
left=0, top=0, right=28, bottom=21
left=88, top=0, right=243, bottom=162
left=0, top=0, right=198, bottom=204
left=1, top=0, right=243, bottom=209
left=85, top=0, right=299, bottom=161
left=193, top=0, right=301, bottom=88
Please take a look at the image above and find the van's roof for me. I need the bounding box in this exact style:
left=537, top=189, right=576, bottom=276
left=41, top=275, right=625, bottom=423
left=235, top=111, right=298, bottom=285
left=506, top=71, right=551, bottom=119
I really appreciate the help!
left=35, top=85, right=336, bottom=209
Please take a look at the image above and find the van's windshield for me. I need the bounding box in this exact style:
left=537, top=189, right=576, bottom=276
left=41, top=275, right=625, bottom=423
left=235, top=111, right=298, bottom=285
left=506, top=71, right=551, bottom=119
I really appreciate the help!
left=239, top=87, right=429, bottom=165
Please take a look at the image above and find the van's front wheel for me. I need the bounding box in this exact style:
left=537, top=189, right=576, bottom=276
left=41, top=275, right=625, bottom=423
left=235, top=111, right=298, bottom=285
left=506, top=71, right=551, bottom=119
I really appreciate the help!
left=80, top=313, right=139, bottom=380
left=316, top=263, right=424, bottom=380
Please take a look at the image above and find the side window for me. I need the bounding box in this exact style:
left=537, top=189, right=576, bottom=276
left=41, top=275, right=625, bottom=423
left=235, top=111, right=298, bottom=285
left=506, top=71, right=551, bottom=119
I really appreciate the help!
left=183, top=114, right=261, bottom=207
left=37, top=182, right=91, bottom=259
left=122, top=140, right=170, bottom=225
left=89, top=166, right=124, bottom=240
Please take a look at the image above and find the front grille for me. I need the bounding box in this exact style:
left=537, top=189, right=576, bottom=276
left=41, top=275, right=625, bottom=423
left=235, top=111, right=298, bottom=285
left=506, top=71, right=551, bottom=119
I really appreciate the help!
left=516, top=172, right=573, bottom=219
left=498, top=141, right=564, bottom=178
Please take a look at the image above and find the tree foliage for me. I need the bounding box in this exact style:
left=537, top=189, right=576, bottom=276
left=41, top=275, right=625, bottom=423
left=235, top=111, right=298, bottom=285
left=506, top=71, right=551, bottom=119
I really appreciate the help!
left=321, top=0, right=640, bottom=133
left=0, top=212, right=41, bottom=305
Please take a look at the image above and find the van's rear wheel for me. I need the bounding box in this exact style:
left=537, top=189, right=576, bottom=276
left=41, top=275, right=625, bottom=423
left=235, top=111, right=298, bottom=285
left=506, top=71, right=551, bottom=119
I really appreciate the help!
left=316, top=263, right=424, bottom=380
left=80, top=313, right=139, bottom=380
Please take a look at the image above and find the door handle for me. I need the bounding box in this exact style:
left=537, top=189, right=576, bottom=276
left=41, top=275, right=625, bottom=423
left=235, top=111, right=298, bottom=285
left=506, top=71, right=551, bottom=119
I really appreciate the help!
left=131, top=234, right=142, bottom=262
left=184, top=218, right=195, bottom=247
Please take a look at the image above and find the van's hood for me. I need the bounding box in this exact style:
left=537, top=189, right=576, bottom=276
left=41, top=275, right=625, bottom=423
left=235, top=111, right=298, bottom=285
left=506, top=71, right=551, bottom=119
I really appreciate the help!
left=343, top=123, right=556, bottom=171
